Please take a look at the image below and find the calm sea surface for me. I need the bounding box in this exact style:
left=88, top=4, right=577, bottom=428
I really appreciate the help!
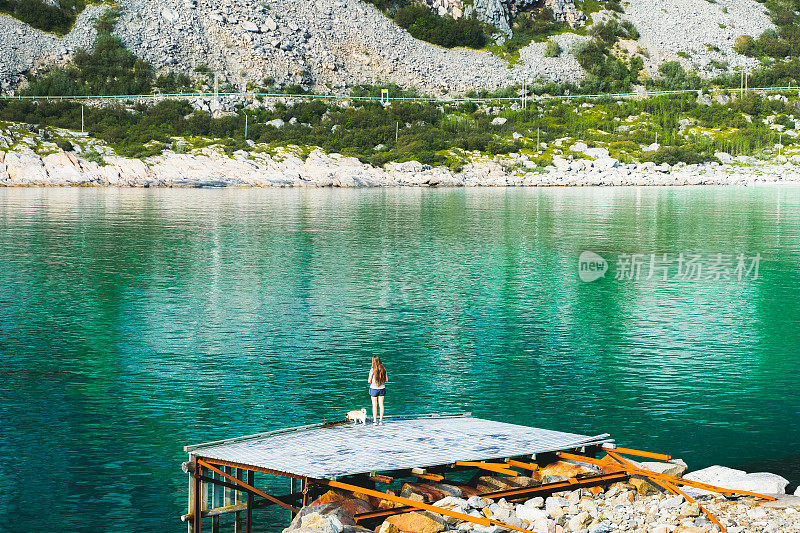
left=1, top=186, right=798, bottom=532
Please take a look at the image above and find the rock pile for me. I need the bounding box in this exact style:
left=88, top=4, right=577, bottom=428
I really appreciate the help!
left=278, top=460, right=799, bottom=533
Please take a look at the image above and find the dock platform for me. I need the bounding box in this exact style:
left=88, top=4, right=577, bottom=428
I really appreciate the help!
left=181, top=413, right=616, bottom=532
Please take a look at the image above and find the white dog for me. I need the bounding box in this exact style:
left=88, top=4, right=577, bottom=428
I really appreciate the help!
left=346, top=408, right=367, bottom=424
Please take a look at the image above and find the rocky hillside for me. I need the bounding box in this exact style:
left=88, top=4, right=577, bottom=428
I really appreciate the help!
left=0, top=0, right=776, bottom=95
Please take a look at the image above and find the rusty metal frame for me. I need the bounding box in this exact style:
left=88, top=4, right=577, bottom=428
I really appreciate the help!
left=198, top=460, right=300, bottom=513
left=595, top=451, right=776, bottom=500
left=352, top=472, right=629, bottom=523
left=455, top=460, right=519, bottom=477
left=412, top=472, right=445, bottom=481
left=606, top=446, right=672, bottom=461
left=314, top=477, right=530, bottom=532
left=603, top=450, right=728, bottom=533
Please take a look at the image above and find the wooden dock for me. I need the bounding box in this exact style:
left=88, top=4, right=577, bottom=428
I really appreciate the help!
left=181, top=412, right=619, bottom=532
left=180, top=412, right=782, bottom=533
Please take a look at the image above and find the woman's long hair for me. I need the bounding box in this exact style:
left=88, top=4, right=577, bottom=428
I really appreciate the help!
left=372, top=356, right=387, bottom=386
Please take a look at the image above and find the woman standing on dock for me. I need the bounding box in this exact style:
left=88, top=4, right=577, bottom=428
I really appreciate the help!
left=367, top=356, right=387, bottom=425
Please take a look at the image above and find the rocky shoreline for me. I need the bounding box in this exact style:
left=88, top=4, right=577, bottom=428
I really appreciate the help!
left=281, top=459, right=799, bottom=533
left=3, top=143, right=800, bottom=188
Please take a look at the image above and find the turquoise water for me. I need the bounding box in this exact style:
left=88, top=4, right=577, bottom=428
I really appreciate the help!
left=0, top=186, right=798, bottom=532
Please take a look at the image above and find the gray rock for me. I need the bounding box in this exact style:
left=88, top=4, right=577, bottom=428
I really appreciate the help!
left=266, top=118, right=285, bottom=128
left=525, top=496, right=544, bottom=508
left=491, top=117, right=508, bottom=126
left=241, top=21, right=260, bottom=32
left=467, top=495, right=489, bottom=509
left=683, top=466, right=790, bottom=497
left=658, top=495, right=684, bottom=509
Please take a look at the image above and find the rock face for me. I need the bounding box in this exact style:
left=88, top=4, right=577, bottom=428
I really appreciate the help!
left=458, top=0, right=585, bottom=35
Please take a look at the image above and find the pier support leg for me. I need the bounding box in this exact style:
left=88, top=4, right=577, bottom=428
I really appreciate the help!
left=212, top=469, right=220, bottom=533
left=290, top=478, right=298, bottom=520
left=188, top=457, right=196, bottom=533
left=234, top=469, right=243, bottom=533
left=246, top=470, right=254, bottom=533
left=193, top=461, right=203, bottom=533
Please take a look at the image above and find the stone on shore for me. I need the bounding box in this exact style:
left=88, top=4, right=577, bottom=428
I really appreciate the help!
left=631, top=477, right=663, bottom=496
left=683, top=465, right=789, bottom=496
left=538, top=459, right=599, bottom=479
left=639, top=459, right=688, bottom=477
left=384, top=511, right=446, bottom=533
left=474, top=475, right=539, bottom=493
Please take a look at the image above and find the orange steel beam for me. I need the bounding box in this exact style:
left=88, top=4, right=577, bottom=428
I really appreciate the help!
left=556, top=452, right=625, bottom=473
left=315, top=478, right=529, bottom=532
left=455, top=461, right=519, bottom=477
left=605, top=452, right=727, bottom=533
left=506, top=459, right=540, bottom=472
left=412, top=472, right=445, bottom=482
left=479, top=472, right=628, bottom=499
left=353, top=472, right=629, bottom=522
left=607, top=446, right=672, bottom=461
left=570, top=450, right=766, bottom=499
left=198, top=460, right=300, bottom=513
left=602, top=451, right=776, bottom=501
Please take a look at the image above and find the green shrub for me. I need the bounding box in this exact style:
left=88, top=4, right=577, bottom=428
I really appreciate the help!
left=23, top=9, right=153, bottom=97
left=0, top=0, right=85, bottom=35
left=545, top=39, right=562, bottom=57
left=650, top=61, right=703, bottom=91
left=394, top=5, right=486, bottom=48
left=55, top=138, right=73, bottom=152
left=155, top=72, right=193, bottom=93
left=573, top=40, right=635, bottom=93
left=589, top=19, right=639, bottom=45
left=643, top=145, right=714, bottom=165
left=733, top=34, right=756, bottom=55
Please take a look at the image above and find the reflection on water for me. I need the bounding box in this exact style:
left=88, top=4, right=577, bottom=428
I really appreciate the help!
left=0, top=186, right=799, bottom=532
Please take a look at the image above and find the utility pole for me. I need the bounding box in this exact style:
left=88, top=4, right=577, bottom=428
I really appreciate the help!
left=81, top=105, right=84, bottom=134
left=395, top=122, right=399, bottom=143
left=244, top=113, right=248, bottom=139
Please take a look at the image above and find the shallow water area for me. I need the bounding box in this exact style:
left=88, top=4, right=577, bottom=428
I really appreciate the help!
left=0, top=186, right=798, bottom=532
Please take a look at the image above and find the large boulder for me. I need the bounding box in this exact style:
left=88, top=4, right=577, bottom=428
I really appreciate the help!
left=682, top=466, right=789, bottom=496
left=539, top=460, right=600, bottom=480
left=475, top=475, right=540, bottom=493
left=285, top=502, right=357, bottom=531
left=400, top=483, right=448, bottom=504
left=639, top=459, right=688, bottom=478
left=384, top=511, right=446, bottom=533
